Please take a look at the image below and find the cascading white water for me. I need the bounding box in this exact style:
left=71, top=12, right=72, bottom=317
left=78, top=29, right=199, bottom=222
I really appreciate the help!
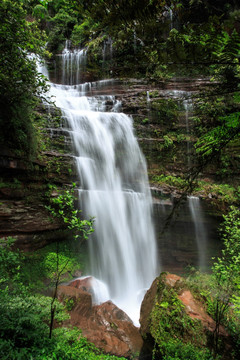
left=62, top=40, right=87, bottom=85
left=102, top=37, right=113, bottom=71
left=38, top=46, right=158, bottom=325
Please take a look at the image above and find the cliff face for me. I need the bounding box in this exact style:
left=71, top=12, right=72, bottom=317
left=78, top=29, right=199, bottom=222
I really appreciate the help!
left=0, top=147, right=74, bottom=250
left=119, top=78, right=216, bottom=178
left=0, top=102, right=77, bottom=250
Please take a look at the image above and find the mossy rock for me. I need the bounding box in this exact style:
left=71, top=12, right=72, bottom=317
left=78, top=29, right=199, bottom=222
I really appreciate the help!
left=140, top=272, right=218, bottom=359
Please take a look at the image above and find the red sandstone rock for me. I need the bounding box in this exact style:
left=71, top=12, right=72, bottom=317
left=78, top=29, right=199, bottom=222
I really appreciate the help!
left=57, top=285, right=93, bottom=317
left=57, top=285, right=143, bottom=358
left=86, top=301, right=143, bottom=357
left=140, top=273, right=229, bottom=347
left=178, top=290, right=228, bottom=336
left=68, top=276, right=93, bottom=293
left=165, top=273, right=182, bottom=287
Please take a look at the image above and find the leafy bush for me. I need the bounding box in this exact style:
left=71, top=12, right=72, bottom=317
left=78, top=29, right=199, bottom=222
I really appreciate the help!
left=47, top=9, right=77, bottom=52
left=71, top=18, right=96, bottom=47
left=32, top=4, right=48, bottom=21
left=45, top=183, right=94, bottom=242
left=159, top=339, right=215, bottom=360
left=152, top=174, right=187, bottom=189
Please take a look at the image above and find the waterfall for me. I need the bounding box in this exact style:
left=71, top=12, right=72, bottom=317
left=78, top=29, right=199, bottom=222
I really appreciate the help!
left=153, top=191, right=209, bottom=273
left=188, top=196, right=207, bottom=271
left=169, top=8, right=173, bottom=30
left=183, top=97, right=193, bottom=169
left=62, top=40, right=87, bottom=85
left=39, top=48, right=158, bottom=325
left=146, top=91, right=150, bottom=103
left=102, top=37, right=113, bottom=73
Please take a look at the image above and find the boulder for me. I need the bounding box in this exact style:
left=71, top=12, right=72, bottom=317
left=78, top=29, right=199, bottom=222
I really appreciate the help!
left=178, top=289, right=227, bottom=336
left=57, top=284, right=143, bottom=358
left=85, top=301, right=143, bottom=358
left=140, top=273, right=182, bottom=335
left=140, top=272, right=230, bottom=358
left=68, top=276, right=93, bottom=293
left=57, top=285, right=93, bottom=317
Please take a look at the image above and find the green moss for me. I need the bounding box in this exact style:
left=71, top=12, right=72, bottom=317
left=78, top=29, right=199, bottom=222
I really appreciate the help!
left=150, top=273, right=211, bottom=359
left=0, top=178, right=22, bottom=189
left=151, top=174, right=187, bottom=189
left=195, top=181, right=238, bottom=204
left=150, top=98, right=179, bottom=125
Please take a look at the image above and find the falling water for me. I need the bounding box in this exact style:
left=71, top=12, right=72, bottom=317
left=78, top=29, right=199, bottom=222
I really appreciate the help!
left=146, top=91, right=150, bottom=103
left=169, top=8, right=173, bottom=30
left=38, top=48, right=158, bottom=325
left=183, top=97, right=193, bottom=169
left=102, top=37, right=113, bottom=70
left=153, top=192, right=210, bottom=273
left=188, top=196, right=207, bottom=271
left=62, top=40, right=87, bottom=85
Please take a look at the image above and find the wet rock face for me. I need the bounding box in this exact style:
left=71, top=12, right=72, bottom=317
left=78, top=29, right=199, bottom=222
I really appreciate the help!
left=57, top=284, right=143, bottom=358
left=0, top=143, right=76, bottom=250
left=0, top=199, right=68, bottom=250
left=68, top=277, right=94, bottom=293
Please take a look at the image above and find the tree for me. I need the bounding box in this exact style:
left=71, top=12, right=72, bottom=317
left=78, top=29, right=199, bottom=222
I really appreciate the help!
left=0, top=0, right=47, bottom=156
left=211, top=206, right=240, bottom=355
left=45, top=183, right=94, bottom=338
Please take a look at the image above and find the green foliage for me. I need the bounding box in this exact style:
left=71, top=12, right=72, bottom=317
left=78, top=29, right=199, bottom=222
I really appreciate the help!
left=46, top=183, right=94, bottom=242
left=63, top=297, right=75, bottom=311
left=25, top=240, right=88, bottom=289
left=152, top=174, right=187, bottom=189
left=185, top=263, right=240, bottom=359
left=71, top=18, right=97, bottom=47
left=0, top=0, right=48, bottom=156
left=47, top=9, right=77, bottom=52
left=212, top=206, right=240, bottom=287
left=194, top=181, right=238, bottom=203
left=151, top=98, right=179, bottom=124
left=32, top=4, right=48, bottom=20
left=48, top=0, right=83, bottom=16
left=160, top=339, right=215, bottom=360
left=195, top=112, right=240, bottom=158
left=209, top=207, right=240, bottom=354
left=0, top=239, right=67, bottom=354
left=163, top=135, right=174, bottom=149
left=142, top=117, right=149, bottom=124
left=150, top=273, right=209, bottom=359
